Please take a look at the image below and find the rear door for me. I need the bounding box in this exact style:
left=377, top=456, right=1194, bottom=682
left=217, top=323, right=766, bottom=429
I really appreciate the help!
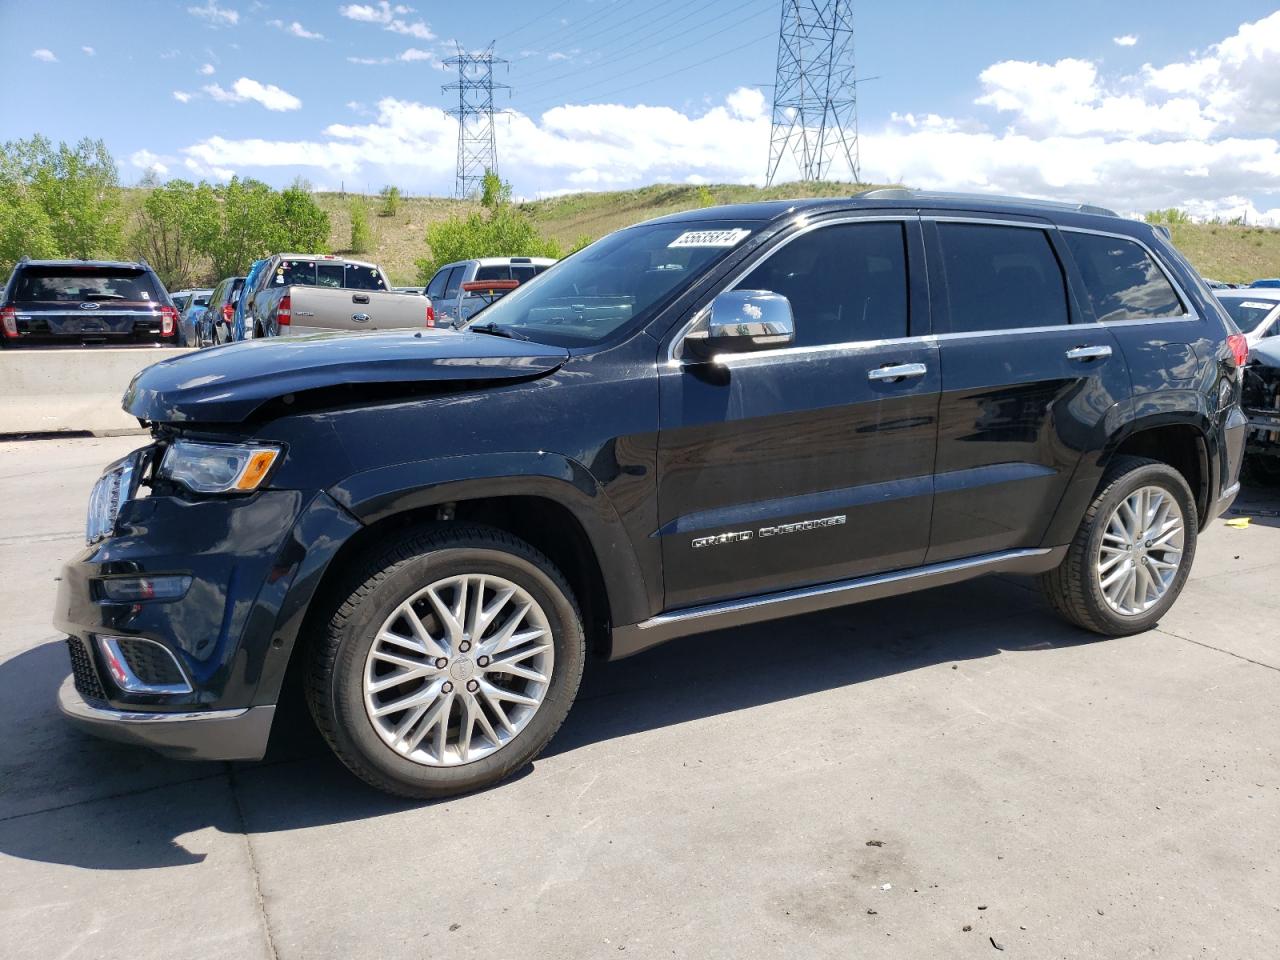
left=657, top=215, right=940, bottom=609
left=922, top=215, right=1131, bottom=563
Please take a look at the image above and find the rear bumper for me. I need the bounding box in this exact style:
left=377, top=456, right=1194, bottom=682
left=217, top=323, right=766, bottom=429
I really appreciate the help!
left=57, top=675, right=275, bottom=760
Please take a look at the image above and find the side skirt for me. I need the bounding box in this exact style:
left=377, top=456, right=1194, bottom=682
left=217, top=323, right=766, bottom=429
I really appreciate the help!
left=609, top=546, right=1067, bottom=660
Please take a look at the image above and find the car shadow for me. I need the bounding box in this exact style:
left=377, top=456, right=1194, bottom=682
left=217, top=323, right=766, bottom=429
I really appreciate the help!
left=0, top=574, right=1101, bottom=872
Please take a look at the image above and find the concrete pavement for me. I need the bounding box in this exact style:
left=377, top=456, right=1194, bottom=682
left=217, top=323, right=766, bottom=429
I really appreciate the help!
left=1, top=435, right=1276, bottom=959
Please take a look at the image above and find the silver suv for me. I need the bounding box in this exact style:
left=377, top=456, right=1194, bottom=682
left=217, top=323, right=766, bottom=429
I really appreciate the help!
left=424, top=256, right=556, bottom=325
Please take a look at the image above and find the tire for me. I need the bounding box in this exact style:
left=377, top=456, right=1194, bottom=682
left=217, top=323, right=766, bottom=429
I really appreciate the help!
left=305, top=524, right=585, bottom=799
left=1039, top=456, right=1198, bottom=636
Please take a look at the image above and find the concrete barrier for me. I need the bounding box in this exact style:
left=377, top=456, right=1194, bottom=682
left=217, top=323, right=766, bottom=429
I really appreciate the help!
left=0, top=347, right=189, bottom=436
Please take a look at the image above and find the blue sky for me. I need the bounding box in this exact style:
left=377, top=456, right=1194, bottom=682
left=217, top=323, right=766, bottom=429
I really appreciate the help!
left=3, top=1, right=1280, bottom=219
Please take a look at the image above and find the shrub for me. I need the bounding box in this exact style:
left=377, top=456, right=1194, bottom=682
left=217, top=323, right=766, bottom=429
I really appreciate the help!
left=379, top=185, right=401, bottom=218
left=350, top=200, right=373, bottom=254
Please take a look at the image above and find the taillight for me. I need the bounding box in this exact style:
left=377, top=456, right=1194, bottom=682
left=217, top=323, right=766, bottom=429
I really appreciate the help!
left=0, top=306, right=16, bottom=338
left=277, top=294, right=291, bottom=326
left=159, top=305, right=178, bottom=337
left=1228, top=333, right=1249, bottom=368
left=222, top=303, right=234, bottom=324
left=426, top=303, right=435, bottom=327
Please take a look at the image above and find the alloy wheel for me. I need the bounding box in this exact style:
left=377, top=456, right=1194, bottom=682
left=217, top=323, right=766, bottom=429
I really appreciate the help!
left=1095, top=485, right=1185, bottom=617
left=363, top=574, right=554, bottom=766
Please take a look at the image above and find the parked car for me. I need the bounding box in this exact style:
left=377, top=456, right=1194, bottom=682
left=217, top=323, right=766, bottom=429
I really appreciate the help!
left=1, top=258, right=177, bottom=346
left=393, top=286, right=425, bottom=295
left=55, top=189, right=1247, bottom=799
left=1241, top=339, right=1280, bottom=483
left=1203, top=278, right=1238, bottom=289
left=245, top=254, right=433, bottom=337
left=1249, top=278, right=1280, bottom=288
left=175, top=288, right=213, bottom=347
left=201, top=276, right=245, bottom=346
left=424, top=256, right=556, bottom=326
left=1214, top=289, right=1280, bottom=345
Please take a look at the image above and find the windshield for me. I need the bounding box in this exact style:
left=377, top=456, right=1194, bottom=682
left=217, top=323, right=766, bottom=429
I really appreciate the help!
left=463, top=220, right=759, bottom=346
left=1220, top=297, right=1280, bottom=334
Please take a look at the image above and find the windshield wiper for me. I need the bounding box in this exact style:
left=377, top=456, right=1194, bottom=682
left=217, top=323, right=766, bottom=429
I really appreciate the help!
left=468, top=321, right=530, bottom=342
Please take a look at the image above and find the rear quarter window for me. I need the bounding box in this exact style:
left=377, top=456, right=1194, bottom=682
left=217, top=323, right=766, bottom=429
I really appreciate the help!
left=1064, top=232, right=1186, bottom=322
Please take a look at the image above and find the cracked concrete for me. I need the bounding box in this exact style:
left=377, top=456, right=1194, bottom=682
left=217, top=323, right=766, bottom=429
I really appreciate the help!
left=1, top=435, right=1277, bottom=959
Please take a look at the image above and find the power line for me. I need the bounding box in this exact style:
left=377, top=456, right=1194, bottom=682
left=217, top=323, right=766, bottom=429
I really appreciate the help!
left=517, top=0, right=765, bottom=94
left=493, top=0, right=576, bottom=46
left=500, top=0, right=627, bottom=61
left=520, top=3, right=779, bottom=112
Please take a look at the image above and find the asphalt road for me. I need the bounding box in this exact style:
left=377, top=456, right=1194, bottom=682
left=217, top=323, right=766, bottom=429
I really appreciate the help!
left=1, top=435, right=1277, bottom=959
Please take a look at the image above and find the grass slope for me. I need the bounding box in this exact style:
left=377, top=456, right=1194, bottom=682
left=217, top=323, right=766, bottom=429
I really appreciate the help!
left=123, top=183, right=1280, bottom=285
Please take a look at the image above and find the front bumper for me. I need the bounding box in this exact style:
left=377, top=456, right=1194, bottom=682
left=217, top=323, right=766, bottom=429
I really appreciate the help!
left=57, top=675, right=275, bottom=760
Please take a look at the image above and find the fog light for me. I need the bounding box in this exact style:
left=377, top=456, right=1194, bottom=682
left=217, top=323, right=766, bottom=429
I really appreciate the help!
left=98, top=575, right=192, bottom=602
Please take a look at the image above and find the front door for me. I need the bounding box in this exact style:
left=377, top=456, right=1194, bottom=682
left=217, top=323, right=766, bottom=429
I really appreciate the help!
left=922, top=216, right=1132, bottom=563
left=656, top=216, right=941, bottom=610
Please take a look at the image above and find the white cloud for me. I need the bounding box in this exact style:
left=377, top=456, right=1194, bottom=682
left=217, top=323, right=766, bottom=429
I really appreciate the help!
left=547, top=51, right=570, bottom=62
left=339, top=2, right=433, bottom=40
left=81, top=45, right=95, bottom=56
left=1113, top=35, right=1138, bottom=47
left=188, top=0, right=239, bottom=26
left=130, top=149, right=171, bottom=176
left=347, top=47, right=436, bottom=65
left=31, top=48, right=57, bottom=62
left=204, top=77, right=302, bottom=111
left=173, top=90, right=194, bottom=103
left=269, top=19, right=324, bottom=40
left=199, top=63, right=215, bottom=75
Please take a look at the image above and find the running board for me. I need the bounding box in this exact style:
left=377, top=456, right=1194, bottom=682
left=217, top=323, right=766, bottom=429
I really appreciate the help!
left=609, top=546, right=1067, bottom=660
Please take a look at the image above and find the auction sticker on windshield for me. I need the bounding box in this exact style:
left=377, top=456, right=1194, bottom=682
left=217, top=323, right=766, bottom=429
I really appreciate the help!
left=668, top=228, right=752, bottom=248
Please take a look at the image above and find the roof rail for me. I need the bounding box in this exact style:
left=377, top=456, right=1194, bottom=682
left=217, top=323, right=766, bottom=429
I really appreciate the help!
left=854, top=187, right=1118, bottom=218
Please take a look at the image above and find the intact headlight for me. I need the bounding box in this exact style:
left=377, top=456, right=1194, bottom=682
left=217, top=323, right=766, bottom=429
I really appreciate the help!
left=159, top=440, right=282, bottom=494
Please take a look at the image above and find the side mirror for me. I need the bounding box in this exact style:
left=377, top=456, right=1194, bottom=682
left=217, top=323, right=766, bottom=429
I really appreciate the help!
left=685, top=290, right=795, bottom=358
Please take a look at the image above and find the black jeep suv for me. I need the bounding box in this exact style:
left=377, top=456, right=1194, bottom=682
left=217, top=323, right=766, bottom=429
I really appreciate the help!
left=2, top=258, right=178, bottom=346
left=55, top=190, right=1248, bottom=798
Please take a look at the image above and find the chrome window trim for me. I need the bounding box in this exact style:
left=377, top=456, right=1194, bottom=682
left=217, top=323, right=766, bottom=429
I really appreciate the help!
left=712, top=334, right=932, bottom=366
left=666, top=214, right=915, bottom=366
left=1057, top=224, right=1200, bottom=324
left=923, top=215, right=1051, bottom=228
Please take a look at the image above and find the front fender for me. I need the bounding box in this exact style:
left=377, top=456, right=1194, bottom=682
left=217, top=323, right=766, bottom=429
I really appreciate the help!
left=327, top=451, right=652, bottom=628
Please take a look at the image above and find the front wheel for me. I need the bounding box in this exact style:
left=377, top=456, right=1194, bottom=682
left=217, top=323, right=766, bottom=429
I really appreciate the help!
left=306, top=525, right=585, bottom=798
left=1040, top=456, right=1198, bottom=635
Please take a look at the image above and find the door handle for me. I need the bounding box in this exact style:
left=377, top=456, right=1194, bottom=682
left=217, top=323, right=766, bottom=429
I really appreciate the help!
left=352, top=313, right=371, bottom=323
left=868, top=362, right=927, bottom=382
left=1066, top=345, right=1112, bottom=361
left=352, top=294, right=370, bottom=304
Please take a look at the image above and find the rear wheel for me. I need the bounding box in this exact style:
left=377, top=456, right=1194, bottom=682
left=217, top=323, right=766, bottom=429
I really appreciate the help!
left=306, top=525, right=585, bottom=798
left=1040, top=456, right=1197, bottom=635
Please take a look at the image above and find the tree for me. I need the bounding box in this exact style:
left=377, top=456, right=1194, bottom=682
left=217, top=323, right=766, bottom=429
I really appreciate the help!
left=349, top=199, right=373, bottom=254
left=129, top=179, right=219, bottom=289
left=274, top=181, right=330, bottom=253
left=416, top=173, right=560, bottom=282
left=0, top=135, right=122, bottom=264
left=379, top=185, right=401, bottom=218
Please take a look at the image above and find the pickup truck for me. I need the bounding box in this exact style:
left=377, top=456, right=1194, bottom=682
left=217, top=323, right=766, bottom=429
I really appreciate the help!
left=243, top=254, right=433, bottom=338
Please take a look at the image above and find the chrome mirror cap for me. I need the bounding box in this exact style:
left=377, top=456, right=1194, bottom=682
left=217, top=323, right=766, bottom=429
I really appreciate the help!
left=703, top=290, right=795, bottom=353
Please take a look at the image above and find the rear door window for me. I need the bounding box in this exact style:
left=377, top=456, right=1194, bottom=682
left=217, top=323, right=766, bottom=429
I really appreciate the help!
left=13, top=266, right=161, bottom=303
left=735, top=221, right=910, bottom=347
left=443, top=266, right=464, bottom=301
left=936, top=223, right=1069, bottom=332
left=1065, top=232, right=1186, bottom=322
left=425, top=269, right=450, bottom=300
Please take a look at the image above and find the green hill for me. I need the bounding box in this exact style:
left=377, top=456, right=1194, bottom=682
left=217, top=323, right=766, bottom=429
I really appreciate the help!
left=126, top=183, right=1280, bottom=286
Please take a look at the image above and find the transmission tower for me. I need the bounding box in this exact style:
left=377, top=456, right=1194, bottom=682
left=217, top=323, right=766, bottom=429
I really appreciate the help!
left=443, top=45, right=508, bottom=198
left=765, top=1, right=861, bottom=186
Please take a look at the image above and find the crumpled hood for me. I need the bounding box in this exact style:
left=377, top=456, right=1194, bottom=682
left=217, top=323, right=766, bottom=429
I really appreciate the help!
left=124, top=329, right=569, bottom=423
